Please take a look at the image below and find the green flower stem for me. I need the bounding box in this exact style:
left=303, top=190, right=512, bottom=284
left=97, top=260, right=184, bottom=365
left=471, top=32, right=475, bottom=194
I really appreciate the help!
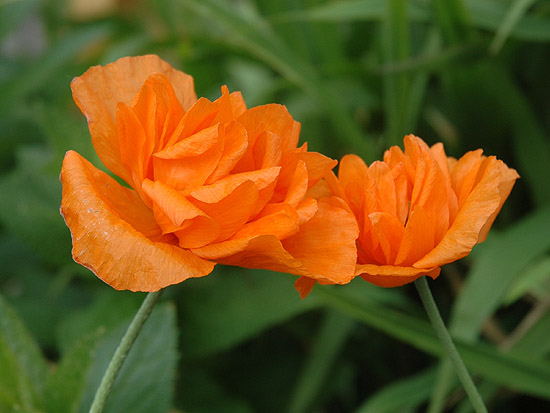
left=89, top=290, right=164, bottom=413
left=414, top=276, right=487, bottom=413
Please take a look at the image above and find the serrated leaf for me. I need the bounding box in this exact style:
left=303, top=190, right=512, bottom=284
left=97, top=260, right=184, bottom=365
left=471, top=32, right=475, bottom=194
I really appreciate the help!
left=77, top=302, right=178, bottom=413
left=44, top=328, right=106, bottom=413
left=0, top=294, right=48, bottom=411
left=56, top=291, right=142, bottom=355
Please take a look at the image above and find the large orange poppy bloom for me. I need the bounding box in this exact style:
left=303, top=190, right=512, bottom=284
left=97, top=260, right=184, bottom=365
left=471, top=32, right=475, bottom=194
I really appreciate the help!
left=295, top=135, right=518, bottom=296
left=60, top=55, right=358, bottom=292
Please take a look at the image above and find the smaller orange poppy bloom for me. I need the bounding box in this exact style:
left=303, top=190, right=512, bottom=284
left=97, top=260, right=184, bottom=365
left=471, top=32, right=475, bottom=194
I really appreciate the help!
left=60, top=55, right=358, bottom=293
left=295, top=135, right=519, bottom=296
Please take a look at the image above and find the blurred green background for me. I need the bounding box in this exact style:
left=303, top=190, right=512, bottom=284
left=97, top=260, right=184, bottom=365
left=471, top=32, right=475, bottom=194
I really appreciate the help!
left=1, top=0, right=550, bottom=412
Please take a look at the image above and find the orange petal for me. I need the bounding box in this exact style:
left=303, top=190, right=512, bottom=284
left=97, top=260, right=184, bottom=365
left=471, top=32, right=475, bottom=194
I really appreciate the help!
left=189, top=167, right=280, bottom=203
left=284, top=159, right=309, bottom=207
left=294, top=276, right=317, bottom=299
left=477, top=160, right=519, bottom=243
left=430, top=142, right=458, bottom=224
left=273, top=151, right=336, bottom=203
left=130, top=73, right=185, bottom=152
left=60, top=150, right=215, bottom=291
left=142, top=179, right=210, bottom=230
left=324, top=170, right=344, bottom=199
left=339, top=154, right=368, bottom=190
left=117, top=102, right=149, bottom=196
left=232, top=204, right=299, bottom=240
left=192, top=234, right=306, bottom=275
left=368, top=161, right=397, bottom=216
left=206, top=121, right=249, bottom=183
left=395, top=205, right=436, bottom=266
left=153, top=125, right=223, bottom=191
left=191, top=180, right=260, bottom=242
left=368, top=212, right=404, bottom=264
left=414, top=157, right=505, bottom=269
left=357, top=264, right=440, bottom=287
left=450, top=149, right=484, bottom=209
left=71, top=55, right=196, bottom=182
left=237, top=104, right=301, bottom=153
left=141, top=179, right=221, bottom=248
left=282, top=197, right=359, bottom=284
left=229, top=90, right=247, bottom=118
left=192, top=198, right=357, bottom=284
left=295, top=197, right=318, bottom=225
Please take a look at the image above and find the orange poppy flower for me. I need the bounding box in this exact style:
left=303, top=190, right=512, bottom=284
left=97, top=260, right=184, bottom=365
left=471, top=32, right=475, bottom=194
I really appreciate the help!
left=295, top=135, right=518, bottom=296
left=60, top=55, right=358, bottom=292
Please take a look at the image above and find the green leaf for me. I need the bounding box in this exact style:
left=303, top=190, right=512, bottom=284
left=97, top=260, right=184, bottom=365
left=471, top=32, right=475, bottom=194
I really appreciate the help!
left=0, top=154, right=72, bottom=266
left=0, top=0, right=39, bottom=40
left=56, top=291, right=142, bottom=355
left=467, top=0, right=550, bottom=42
left=450, top=207, right=550, bottom=341
left=179, top=0, right=376, bottom=160
left=288, top=310, right=355, bottom=413
left=77, top=302, right=179, bottom=413
left=278, top=0, right=550, bottom=42
left=317, top=286, right=550, bottom=399
left=178, top=267, right=321, bottom=357
left=510, top=311, right=550, bottom=360
left=0, top=24, right=112, bottom=112
left=504, top=255, right=550, bottom=305
left=44, top=329, right=106, bottom=413
left=489, top=0, right=537, bottom=53
left=274, top=0, right=429, bottom=23
left=0, top=293, right=48, bottom=412
left=355, top=368, right=436, bottom=413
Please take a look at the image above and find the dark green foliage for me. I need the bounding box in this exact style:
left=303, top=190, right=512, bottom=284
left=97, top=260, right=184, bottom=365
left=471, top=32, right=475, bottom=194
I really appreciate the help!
left=1, top=0, right=549, bottom=412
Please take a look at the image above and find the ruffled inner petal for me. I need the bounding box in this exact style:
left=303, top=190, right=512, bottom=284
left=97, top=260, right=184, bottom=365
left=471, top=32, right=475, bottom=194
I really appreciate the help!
left=191, top=180, right=260, bottom=242
left=71, top=55, right=196, bottom=182
left=395, top=205, right=436, bottom=266
left=237, top=104, right=300, bottom=153
left=189, top=167, right=280, bottom=203
left=414, top=157, right=504, bottom=269
left=206, top=121, right=249, bottom=183
left=282, top=197, right=358, bottom=284
left=152, top=125, right=223, bottom=191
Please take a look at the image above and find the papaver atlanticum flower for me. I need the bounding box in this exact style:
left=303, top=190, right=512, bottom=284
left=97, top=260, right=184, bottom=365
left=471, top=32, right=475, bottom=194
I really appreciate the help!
left=296, top=135, right=518, bottom=296
left=60, top=55, right=358, bottom=292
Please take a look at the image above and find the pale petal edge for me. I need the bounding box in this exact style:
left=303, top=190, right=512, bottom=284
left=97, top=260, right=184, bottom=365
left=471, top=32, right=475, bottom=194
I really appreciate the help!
left=60, top=150, right=215, bottom=291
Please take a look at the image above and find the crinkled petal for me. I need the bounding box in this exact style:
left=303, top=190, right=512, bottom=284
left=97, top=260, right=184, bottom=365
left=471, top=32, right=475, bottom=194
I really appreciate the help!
left=191, top=180, right=260, bottom=242
left=206, top=121, right=248, bottom=183
left=294, top=276, right=317, bottom=299
left=395, top=205, right=436, bottom=266
left=192, top=235, right=306, bottom=274
left=414, top=157, right=506, bottom=269
left=237, top=104, right=301, bottom=153
left=339, top=154, right=369, bottom=192
left=60, top=151, right=215, bottom=291
left=71, top=55, right=196, bottom=181
left=477, top=161, right=519, bottom=243
left=282, top=197, right=358, bottom=284
left=357, top=264, right=440, bottom=287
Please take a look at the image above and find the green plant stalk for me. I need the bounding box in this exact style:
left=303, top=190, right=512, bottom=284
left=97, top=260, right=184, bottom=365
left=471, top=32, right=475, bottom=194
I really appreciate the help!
left=89, top=290, right=164, bottom=413
left=414, top=276, right=487, bottom=413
